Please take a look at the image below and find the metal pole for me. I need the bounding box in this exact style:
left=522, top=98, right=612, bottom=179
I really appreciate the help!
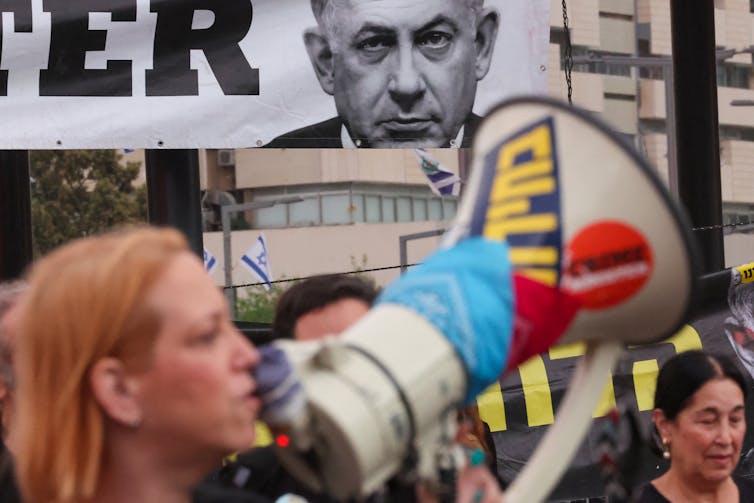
left=218, top=198, right=304, bottom=317
left=670, top=0, right=725, bottom=273
left=0, top=151, right=33, bottom=280
left=398, top=229, right=445, bottom=273
left=399, top=236, right=408, bottom=273
left=221, top=206, right=236, bottom=318
left=663, top=64, right=678, bottom=199
left=145, top=149, right=204, bottom=258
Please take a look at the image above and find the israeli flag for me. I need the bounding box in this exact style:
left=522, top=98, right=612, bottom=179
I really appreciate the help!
left=415, top=148, right=462, bottom=197
left=203, top=248, right=217, bottom=274
left=240, top=234, right=273, bottom=290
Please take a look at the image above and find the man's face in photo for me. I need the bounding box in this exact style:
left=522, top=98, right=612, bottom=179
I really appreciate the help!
left=308, top=0, right=498, bottom=148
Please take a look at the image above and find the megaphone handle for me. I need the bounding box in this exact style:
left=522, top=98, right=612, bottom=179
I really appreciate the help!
left=503, top=340, right=624, bottom=503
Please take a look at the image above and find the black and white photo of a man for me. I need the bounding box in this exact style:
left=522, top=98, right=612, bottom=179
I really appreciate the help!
left=266, top=0, right=500, bottom=148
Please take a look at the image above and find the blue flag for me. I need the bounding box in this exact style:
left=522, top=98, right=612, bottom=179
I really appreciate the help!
left=415, top=148, right=462, bottom=197
left=203, top=248, right=217, bottom=274
left=239, top=234, right=273, bottom=290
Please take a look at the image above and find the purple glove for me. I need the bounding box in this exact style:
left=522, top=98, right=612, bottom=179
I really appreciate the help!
left=253, top=344, right=306, bottom=426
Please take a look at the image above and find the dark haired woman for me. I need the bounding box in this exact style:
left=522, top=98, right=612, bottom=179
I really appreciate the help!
left=638, top=350, right=754, bottom=502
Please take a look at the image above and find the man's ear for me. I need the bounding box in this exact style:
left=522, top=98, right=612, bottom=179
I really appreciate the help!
left=90, top=357, right=143, bottom=428
left=474, top=8, right=500, bottom=81
left=304, top=27, right=336, bottom=96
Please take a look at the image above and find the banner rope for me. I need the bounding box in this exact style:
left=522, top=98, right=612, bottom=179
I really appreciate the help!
left=691, top=221, right=750, bottom=232
left=224, top=221, right=753, bottom=290
left=561, top=0, right=574, bottom=105
left=224, top=263, right=419, bottom=290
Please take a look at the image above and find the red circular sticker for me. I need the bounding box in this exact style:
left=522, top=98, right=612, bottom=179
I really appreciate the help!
left=562, top=221, right=653, bottom=310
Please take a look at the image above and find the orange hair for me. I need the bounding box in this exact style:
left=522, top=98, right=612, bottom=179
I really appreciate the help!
left=15, top=227, right=188, bottom=503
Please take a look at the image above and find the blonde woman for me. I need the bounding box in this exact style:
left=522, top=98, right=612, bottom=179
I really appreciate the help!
left=15, top=228, right=261, bottom=503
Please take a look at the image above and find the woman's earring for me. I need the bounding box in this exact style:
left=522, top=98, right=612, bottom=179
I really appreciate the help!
left=662, top=438, right=671, bottom=460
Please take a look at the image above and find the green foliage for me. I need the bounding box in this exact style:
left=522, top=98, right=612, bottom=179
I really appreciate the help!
left=30, top=150, right=147, bottom=255
left=234, top=284, right=285, bottom=323
left=348, top=254, right=380, bottom=292
left=231, top=213, right=251, bottom=231
left=234, top=254, right=378, bottom=324
left=350, top=253, right=369, bottom=272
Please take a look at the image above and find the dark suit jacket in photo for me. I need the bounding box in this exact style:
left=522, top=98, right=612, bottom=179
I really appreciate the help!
left=265, top=114, right=482, bottom=148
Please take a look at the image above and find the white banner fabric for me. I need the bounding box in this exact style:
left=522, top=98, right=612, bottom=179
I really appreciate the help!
left=0, top=0, right=551, bottom=149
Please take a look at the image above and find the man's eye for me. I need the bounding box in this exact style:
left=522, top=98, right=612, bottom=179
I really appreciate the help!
left=417, top=31, right=452, bottom=50
left=357, top=36, right=392, bottom=53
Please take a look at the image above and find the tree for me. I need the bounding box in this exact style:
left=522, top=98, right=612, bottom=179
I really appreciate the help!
left=30, top=150, right=148, bottom=255
left=234, top=284, right=284, bottom=323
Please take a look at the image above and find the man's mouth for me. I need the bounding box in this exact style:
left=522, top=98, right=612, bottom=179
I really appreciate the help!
left=380, top=117, right=435, bottom=133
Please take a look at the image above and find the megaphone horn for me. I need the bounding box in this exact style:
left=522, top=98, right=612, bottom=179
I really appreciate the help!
left=455, top=97, right=699, bottom=502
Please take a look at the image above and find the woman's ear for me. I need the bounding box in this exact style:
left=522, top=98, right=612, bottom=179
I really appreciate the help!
left=90, top=357, right=143, bottom=428
left=652, top=408, right=670, bottom=440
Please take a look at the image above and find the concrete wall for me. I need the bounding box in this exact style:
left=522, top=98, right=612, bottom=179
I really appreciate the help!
left=721, top=140, right=754, bottom=204
left=204, top=221, right=448, bottom=290
left=725, top=233, right=754, bottom=267
left=233, top=149, right=459, bottom=189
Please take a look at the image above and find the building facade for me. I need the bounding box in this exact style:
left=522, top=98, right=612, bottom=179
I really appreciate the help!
left=548, top=0, right=754, bottom=265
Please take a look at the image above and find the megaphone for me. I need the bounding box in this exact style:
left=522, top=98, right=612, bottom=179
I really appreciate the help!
left=265, top=97, right=698, bottom=502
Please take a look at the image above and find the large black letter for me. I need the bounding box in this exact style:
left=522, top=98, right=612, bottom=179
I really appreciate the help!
left=0, top=0, right=32, bottom=96
left=146, top=0, right=258, bottom=96
left=40, top=0, right=135, bottom=96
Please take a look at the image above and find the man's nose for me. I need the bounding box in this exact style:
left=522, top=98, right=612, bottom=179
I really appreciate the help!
left=387, top=46, right=426, bottom=108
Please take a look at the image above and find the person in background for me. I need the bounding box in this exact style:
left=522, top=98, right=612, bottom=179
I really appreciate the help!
left=215, top=274, right=380, bottom=502
left=637, top=350, right=754, bottom=502
left=0, top=281, right=25, bottom=503
left=272, top=274, right=378, bottom=342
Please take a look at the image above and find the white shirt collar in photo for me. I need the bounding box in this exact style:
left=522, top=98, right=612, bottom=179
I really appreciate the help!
left=340, top=125, right=464, bottom=149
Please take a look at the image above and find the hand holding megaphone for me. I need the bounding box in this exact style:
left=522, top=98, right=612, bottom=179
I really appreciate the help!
left=261, top=97, right=698, bottom=502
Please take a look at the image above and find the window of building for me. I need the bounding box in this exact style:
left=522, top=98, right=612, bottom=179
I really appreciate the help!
left=381, top=196, right=396, bottom=222
left=570, top=47, right=632, bottom=77
left=365, top=195, right=381, bottom=223
left=723, top=203, right=754, bottom=233
left=254, top=205, right=287, bottom=229
left=351, top=194, right=366, bottom=223
left=249, top=183, right=457, bottom=229
left=639, top=119, right=667, bottom=134
left=442, top=200, right=457, bottom=219
left=289, top=198, right=319, bottom=227
left=396, top=197, right=413, bottom=222
left=412, top=199, right=428, bottom=221
left=428, top=199, right=443, bottom=221
left=717, top=62, right=751, bottom=89
left=321, top=194, right=351, bottom=225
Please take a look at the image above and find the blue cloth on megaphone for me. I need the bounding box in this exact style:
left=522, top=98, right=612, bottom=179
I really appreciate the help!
left=376, top=237, right=513, bottom=402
